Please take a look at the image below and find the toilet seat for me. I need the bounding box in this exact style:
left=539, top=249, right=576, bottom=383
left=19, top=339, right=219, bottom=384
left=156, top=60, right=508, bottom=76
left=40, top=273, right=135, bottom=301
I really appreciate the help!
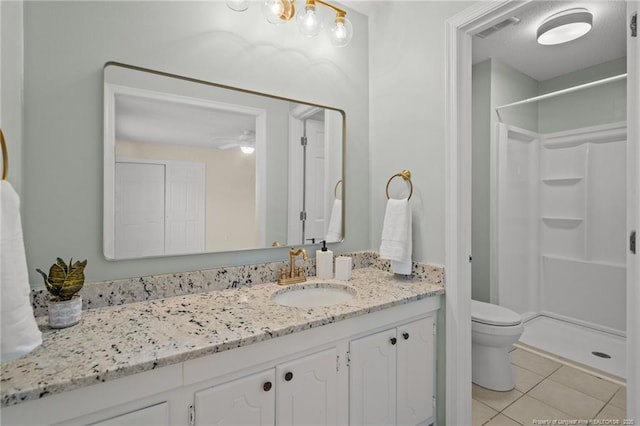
left=471, top=300, right=521, bottom=327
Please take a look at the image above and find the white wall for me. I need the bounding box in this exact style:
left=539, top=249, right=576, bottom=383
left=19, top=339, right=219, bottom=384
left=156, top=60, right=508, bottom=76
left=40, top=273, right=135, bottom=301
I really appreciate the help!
left=21, top=1, right=369, bottom=283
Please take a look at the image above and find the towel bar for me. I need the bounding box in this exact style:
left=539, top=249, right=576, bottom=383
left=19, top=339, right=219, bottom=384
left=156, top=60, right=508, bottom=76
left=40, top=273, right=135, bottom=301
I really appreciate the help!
left=1, top=129, right=8, bottom=181
left=334, top=179, right=342, bottom=200
left=386, top=170, right=413, bottom=200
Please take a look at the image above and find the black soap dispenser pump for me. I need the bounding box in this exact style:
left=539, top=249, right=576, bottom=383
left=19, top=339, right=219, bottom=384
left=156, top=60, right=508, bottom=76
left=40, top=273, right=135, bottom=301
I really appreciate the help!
left=316, top=240, right=334, bottom=279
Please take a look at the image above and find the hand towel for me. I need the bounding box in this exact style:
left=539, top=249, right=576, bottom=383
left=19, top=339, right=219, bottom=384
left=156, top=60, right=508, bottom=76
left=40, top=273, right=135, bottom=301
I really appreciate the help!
left=1, top=180, right=42, bottom=363
left=325, top=199, right=342, bottom=243
left=379, top=198, right=412, bottom=275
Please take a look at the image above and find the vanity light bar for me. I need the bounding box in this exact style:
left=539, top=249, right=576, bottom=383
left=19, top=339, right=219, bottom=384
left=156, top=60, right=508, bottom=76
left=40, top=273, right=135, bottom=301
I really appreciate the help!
left=227, top=0, right=354, bottom=47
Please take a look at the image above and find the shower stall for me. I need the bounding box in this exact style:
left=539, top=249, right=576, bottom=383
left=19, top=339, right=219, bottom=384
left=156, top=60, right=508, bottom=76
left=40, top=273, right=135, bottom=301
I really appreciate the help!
left=493, top=75, right=627, bottom=379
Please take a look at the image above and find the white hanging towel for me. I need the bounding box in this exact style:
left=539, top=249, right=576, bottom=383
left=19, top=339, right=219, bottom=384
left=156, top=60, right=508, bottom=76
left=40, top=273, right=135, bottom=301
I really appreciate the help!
left=379, top=198, right=412, bottom=275
left=325, top=199, right=342, bottom=243
left=1, top=180, right=42, bottom=363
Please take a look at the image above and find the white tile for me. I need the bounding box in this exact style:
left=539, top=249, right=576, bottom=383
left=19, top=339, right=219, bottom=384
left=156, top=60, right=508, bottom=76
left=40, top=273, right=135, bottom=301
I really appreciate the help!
left=548, top=366, right=620, bottom=402
left=528, top=379, right=606, bottom=419
left=484, top=414, right=523, bottom=426
left=512, top=364, right=545, bottom=393
left=473, top=399, right=498, bottom=426
left=503, top=395, right=573, bottom=425
left=472, top=383, right=523, bottom=412
left=609, top=386, right=626, bottom=410
left=595, top=403, right=626, bottom=421
left=510, top=348, right=562, bottom=377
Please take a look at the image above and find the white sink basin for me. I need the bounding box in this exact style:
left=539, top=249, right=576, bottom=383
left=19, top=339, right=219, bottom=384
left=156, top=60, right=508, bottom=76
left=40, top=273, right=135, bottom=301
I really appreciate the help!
left=272, top=284, right=356, bottom=308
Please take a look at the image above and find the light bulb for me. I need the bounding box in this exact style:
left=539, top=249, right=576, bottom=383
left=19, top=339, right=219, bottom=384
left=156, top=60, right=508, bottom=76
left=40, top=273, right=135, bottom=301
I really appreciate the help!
left=262, top=0, right=294, bottom=24
left=296, top=4, right=321, bottom=37
left=240, top=146, right=255, bottom=154
left=329, top=15, right=353, bottom=47
left=226, top=0, right=249, bottom=12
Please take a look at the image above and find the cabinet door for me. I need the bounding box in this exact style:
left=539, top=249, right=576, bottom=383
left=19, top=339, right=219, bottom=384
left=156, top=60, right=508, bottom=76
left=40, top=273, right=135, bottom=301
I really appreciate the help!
left=349, top=328, right=397, bottom=426
left=397, top=317, right=434, bottom=426
left=88, top=402, right=168, bottom=426
left=194, top=369, right=275, bottom=426
left=276, top=347, right=338, bottom=426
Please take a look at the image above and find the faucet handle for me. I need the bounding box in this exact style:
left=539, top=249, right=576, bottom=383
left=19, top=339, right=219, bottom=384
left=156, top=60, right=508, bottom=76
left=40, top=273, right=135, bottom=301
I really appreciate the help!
left=297, top=266, right=305, bottom=277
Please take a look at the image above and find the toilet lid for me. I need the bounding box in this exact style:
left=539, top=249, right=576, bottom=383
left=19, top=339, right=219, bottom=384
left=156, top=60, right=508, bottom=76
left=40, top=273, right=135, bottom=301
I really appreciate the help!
left=471, top=300, right=522, bottom=326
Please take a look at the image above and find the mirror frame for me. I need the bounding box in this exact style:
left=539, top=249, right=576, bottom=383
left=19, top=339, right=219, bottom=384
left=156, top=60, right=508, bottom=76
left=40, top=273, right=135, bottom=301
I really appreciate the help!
left=103, top=62, right=346, bottom=259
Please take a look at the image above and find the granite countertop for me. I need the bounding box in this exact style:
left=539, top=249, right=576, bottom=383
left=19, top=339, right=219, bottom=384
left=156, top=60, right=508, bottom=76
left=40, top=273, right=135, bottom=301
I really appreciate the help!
left=1, top=267, right=444, bottom=407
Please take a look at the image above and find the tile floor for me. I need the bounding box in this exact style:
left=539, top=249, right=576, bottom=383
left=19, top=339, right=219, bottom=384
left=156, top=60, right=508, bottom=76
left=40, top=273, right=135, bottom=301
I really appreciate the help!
left=472, top=347, right=628, bottom=426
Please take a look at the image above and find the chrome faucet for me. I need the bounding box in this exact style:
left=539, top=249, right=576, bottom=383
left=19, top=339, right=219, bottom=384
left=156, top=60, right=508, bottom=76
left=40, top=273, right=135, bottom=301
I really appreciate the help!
left=278, top=248, right=308, bottom=285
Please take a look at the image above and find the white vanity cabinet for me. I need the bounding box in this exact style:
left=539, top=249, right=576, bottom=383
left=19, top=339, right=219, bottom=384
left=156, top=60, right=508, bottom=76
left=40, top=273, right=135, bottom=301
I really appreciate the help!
left=192, top=347, right=340, bottom=426
left=349, top=317, right=435, bottom=426
left=88, top=402, right=169, bottom=426
left=275, top=347, right=339, bottom=426
left=1, top=296, right=440, bottom=426
left=194, top=369, right=275, bottom=426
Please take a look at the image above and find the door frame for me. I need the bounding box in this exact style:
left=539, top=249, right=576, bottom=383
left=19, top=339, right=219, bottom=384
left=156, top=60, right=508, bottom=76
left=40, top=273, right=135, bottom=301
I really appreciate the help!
left=444, top=0, right=639, bottom=422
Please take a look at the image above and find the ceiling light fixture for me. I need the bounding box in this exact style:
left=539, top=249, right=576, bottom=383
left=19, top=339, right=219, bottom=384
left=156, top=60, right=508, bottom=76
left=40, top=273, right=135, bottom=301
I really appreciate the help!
left=227, top=0, right=353, bottom=47
left=537, top=8, right=593, bottom=45
left=240, top=146, right=255, bottom=154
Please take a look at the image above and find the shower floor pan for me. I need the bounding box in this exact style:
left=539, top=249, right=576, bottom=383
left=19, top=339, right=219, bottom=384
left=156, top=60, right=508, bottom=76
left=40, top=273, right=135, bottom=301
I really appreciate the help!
left=519, top=315, right=626, bottom=379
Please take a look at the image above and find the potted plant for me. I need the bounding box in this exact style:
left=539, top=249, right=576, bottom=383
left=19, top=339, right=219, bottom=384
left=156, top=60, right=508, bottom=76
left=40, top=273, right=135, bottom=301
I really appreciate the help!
left=36, top=258, right=87, bottom=328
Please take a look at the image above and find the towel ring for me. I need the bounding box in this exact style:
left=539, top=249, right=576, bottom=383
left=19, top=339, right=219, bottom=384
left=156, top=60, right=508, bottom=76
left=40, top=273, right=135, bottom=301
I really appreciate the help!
left=1, top=129, right=7, bottom=181
left=334, top=179, right=342, bottom=200
left=386, top=170, right=413, bottom=200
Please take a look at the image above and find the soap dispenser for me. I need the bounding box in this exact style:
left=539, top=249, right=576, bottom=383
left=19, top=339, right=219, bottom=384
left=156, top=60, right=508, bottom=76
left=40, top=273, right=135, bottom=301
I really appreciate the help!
left=316, top=241, right=334, bottom=279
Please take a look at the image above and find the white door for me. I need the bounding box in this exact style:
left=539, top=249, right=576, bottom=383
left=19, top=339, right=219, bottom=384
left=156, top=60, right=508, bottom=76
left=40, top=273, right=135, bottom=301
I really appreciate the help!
left=396, top=317, right=435, bottom=426
left=276, top=347, right=338, bottom=426
left=194, top=369, right=275, bottom=426
left=114, top=162, right=165, bottom=258
left=349, top=328, right=397, bottom=426
left=626, top=1, right=639, bottom=418
left=304, top=119, right=327, bottom=243
left=165, top=162, right=205, bottom=255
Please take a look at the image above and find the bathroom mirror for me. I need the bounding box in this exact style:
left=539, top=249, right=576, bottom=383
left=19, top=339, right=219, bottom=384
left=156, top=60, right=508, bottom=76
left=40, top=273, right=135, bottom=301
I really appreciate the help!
left=104, top=62, right=345, bottom=260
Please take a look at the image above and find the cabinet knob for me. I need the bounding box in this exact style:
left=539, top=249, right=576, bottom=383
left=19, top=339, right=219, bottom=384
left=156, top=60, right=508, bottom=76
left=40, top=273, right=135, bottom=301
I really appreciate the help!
left=390, top=337, right=397, bottom=345
left=284, top=372, right=293, bottom=381
left=263, top=381, right=272, bottom=392
left=402, top=332, right=410, bottom=340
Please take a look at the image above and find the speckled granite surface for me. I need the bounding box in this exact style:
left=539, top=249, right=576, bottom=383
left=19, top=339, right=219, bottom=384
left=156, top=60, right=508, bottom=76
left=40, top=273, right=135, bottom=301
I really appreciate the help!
left=30, top=251, right=443, bottom=316
left=2, top=266, right=444, bottom=407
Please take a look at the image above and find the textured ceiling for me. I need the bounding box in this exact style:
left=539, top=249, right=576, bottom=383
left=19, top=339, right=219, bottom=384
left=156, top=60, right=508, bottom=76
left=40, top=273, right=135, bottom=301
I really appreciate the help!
left=472, top=1, right=626, bottom=81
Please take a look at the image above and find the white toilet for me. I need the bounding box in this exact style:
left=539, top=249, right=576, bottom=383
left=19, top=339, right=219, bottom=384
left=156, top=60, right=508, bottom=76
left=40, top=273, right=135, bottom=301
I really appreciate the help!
left=471, top=300, right=524, bottom=391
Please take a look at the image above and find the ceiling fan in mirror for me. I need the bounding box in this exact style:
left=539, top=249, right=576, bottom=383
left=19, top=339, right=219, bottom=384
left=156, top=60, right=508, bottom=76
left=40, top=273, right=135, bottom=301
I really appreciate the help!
left=213, top=130, right=256, bottom=154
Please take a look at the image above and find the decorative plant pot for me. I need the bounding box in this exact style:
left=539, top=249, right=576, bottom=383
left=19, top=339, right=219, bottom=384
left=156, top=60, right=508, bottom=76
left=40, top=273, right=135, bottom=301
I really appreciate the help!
left=48, top=295, right=82, bottom=329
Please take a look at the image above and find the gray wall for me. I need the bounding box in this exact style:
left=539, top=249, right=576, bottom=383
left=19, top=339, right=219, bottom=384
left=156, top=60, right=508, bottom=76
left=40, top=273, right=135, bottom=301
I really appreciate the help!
left=472, top=60, right=491, bottom=303
left=21, top=1, right=369, bottom=284
left=0, top=0, right=24, bottom=194
left=538, top=57, right=626, bottom=133
left=368, top=1, right=473, bottom=267
left=367, top=3, right=474, bottom=424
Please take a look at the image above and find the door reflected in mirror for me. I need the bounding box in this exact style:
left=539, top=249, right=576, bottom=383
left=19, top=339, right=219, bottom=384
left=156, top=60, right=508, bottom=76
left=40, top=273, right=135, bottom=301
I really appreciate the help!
left=104, top=63, right=344, bottom=259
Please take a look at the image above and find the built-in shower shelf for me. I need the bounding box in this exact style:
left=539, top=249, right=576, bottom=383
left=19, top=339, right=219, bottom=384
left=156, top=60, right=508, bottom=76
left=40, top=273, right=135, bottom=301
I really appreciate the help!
left=541, top=217, right=583, bottom=226
left=542, top=176, right=583, bottom=185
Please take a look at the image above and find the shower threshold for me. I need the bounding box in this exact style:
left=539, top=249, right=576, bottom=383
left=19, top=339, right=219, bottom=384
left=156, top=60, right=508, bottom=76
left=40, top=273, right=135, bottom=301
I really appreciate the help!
left=518, top=315, right=626, bottom=380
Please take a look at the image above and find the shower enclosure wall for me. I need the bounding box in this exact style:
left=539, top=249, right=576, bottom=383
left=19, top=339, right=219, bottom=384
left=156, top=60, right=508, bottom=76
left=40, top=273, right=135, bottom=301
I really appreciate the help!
left=496, top=120, right=627, bottom=375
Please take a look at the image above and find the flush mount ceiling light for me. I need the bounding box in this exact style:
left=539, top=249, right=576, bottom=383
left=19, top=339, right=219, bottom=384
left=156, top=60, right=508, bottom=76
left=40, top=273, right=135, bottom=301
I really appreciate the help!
left=227, top=0, right=353, bottom=47
left=537, top=8, right=593, bottom=45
